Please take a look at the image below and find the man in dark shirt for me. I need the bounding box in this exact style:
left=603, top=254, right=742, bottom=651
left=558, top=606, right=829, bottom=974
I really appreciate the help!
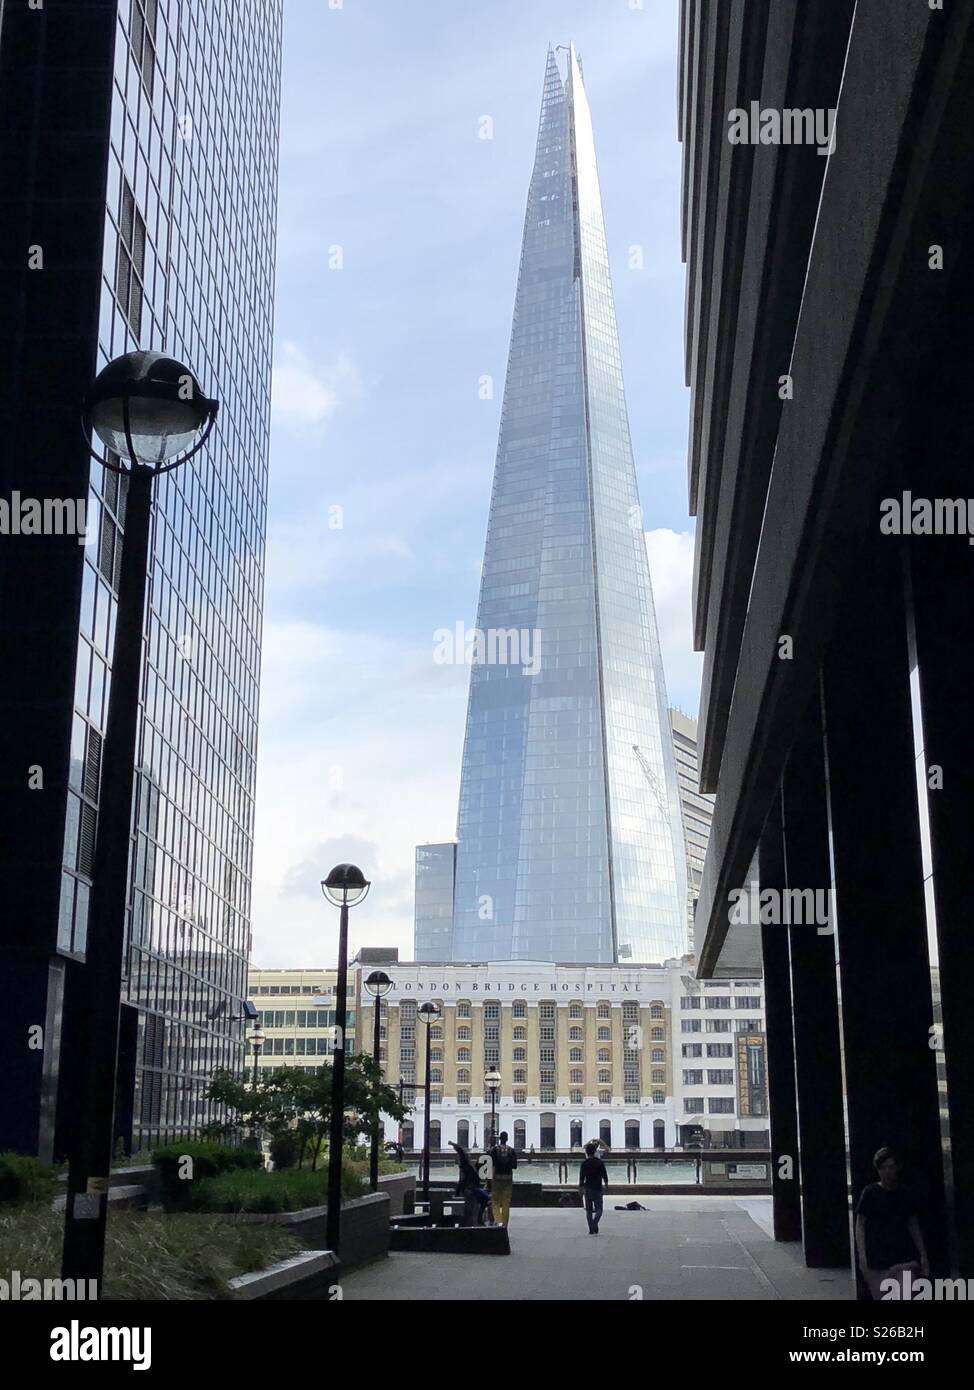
left=579, top=1140, right=610, bottom=1235
left=488, top=1132, right=518, bottom=1228
left=854, top=1146, right=929, bottom=1299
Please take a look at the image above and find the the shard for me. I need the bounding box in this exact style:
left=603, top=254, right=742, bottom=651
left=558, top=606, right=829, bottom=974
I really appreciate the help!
left=429, top=45, right=687, bottom=964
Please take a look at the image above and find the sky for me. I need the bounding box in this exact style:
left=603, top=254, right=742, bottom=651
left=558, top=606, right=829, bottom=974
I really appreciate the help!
left=250, top=0, right=701, bottom=968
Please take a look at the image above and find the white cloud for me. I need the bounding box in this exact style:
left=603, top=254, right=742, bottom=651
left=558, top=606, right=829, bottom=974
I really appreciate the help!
left=645, top=528, right=702, bottom=716
left=250, top=619, right=467, bottom=968
left=271, top=343, right=359, bottom=426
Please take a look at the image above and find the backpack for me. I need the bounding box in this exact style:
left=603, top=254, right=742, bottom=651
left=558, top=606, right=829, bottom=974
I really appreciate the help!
left=492, top=1144, right=515, bottom=1176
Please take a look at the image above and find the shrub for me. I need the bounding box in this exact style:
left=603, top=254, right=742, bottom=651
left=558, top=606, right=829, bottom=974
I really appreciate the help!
left=0, top=1204, right=303, bottom=1299
left=152, top=1141, right=263, bottom=1209
left=0, top=1152, right=58, bottom=1206
left=269, top=1132, right=302, bottom=1171
left=190, top=1164, right=367, bottom=1214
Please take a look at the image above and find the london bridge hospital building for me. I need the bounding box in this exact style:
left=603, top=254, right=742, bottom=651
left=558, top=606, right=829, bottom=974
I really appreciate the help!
left=358, top=957, right=768, bottom=1153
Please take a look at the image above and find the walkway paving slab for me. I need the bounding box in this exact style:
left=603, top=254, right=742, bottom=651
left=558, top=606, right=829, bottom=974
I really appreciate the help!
left=337, top=1197, right=855, bottom=1301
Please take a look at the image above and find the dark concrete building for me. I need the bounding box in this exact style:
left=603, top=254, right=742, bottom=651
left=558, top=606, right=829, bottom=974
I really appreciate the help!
left=0, top=1, right=281, bottom=1159
left=679, top=0, right=974, bottom=1284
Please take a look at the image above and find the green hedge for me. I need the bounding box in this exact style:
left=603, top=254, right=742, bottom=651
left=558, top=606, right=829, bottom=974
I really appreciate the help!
left=152, top=1141, right=263, bottom=1209
left=190, top=1164, right=367, bottom=1214
left=0, top=1153, right=58, bottom=1206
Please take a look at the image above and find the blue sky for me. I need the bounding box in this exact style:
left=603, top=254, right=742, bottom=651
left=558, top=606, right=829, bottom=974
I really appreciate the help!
left=251, top=0, right=701, bottom=966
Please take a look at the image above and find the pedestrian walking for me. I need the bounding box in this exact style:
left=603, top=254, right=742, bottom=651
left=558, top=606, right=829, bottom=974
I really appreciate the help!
left=488, top=1131, right=518, bottom=1227
left=579, top=1139, right=610, bottom=1235
left=854, top=1146, right=929, bottom=1299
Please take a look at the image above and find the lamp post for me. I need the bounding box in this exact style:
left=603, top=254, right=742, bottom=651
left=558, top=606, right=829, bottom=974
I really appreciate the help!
left=249, top=1027, right=265, bottom=1147
left=363, top=970, right=392, bottom=1191
left=61, top=352, right=218, bottom=1291
left=251, top=1027, right=265, bottom=1093
left=418, top=1001, right=441, bottom=1204
left=321, top=864, right=370, bottom=1254
left=484, top=1069, right=501, bottom=1151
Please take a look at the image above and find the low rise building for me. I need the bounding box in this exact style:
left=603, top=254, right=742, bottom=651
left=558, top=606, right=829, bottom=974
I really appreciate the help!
left=248, top=968, right=358, bottom=1073
left=355, top=954, right=767, bottom=1152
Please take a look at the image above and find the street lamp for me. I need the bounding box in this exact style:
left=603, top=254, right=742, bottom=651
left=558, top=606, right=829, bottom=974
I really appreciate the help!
left=363, top=970, right=392, bottom=1191
left=418, top=1001, right=442, bottom=1204
left=249, top=1027, right=265, bottom=1148
left=321, top=864, right=370, bottom=1254
left=62, top=353, right=218, bottom=1293
left=484, top=1069, right=501, bottom=1151
left=251, top=1027, right=265, bottom=1092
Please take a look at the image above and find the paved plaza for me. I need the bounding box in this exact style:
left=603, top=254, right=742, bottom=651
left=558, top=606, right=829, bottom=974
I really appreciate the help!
left=339, top=1197, right=855, bottom=1301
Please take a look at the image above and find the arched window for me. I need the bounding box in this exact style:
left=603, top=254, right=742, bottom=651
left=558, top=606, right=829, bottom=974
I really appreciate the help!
left=457, top=1068, right=470, bottom=1084
left=429, top=1067, right=442, bottom=1083
left=457, top=1047, right=471, bottom=1063
left=513, top=1068, right=526, bottom=1084
left=650, top=1004, right=664, bottom=1020
left=625, top=1120, right=640, bottom=1150
left=597, top=1003, right=611, bottom=1019
left=597, top=1026, right=610, bottom=1040
left=428, top=1120, right=441, bottom=1151
left=457, top=1000, right=471, bottom=1019
left=651, top=1027, right=664, bottom=1040
left=652, top=1090, right=665, bottom=1105
left=540, top=1112, right=556, bottom=1149
left=598, top=1068, right=611, bottom=1084
left=597, top=1048, right=611, bottom=1062
left=513, top=1047, right=526, bottom=1062
left=401, top=1120, right=414, bottom=1149
left=651, top=1048, right=664, bottom=1062
left=512, top=1000, right=526, bottom=1018
left=570, top=1068, right=583, bottom=1084
left=569, top=1003, right=583, bottom=1019
left=513, top=1026, right=526, bottom=1040
left=653, top=1119, right=666, bottom=1148
left=570, top=1047, right=583, bottom=1062
left=598, top=1090, right=611, bottom=1105
left=513, top=1119, right=526, bottom=1151
left=599, top=1119, right=612, bottom=1146
left=569, top=1027, right=583, bottom=1040
left=570, top=1120, right=583, bottom=1147
left=457, top=1119, right=469, bottom=1148
left=456, top=1025, right=470, bottom=1041
left=652, top=1068, right=664, bottom=1083
left=431, top=1048, right=442, bottom=1061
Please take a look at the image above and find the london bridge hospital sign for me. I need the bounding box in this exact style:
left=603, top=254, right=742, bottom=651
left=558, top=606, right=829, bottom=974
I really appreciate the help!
left=382, top=973, right=670, bottom=1001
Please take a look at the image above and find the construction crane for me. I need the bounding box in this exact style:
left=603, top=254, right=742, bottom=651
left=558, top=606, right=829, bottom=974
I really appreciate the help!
left=632, top=743, right=697, bottom=933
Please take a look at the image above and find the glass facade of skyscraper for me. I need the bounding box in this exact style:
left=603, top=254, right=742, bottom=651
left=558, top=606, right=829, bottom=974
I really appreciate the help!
left=447, top=47, right=687, bottom=965
left=0, top=0, right=281, bottom=1156
left=415, top=842, right=457, bottom=961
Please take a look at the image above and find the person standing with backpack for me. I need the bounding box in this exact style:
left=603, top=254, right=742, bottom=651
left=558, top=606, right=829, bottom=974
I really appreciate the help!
left=579, top=1140, right=610, bottom=1235
left=488, top=1131, right=518, bottom=1227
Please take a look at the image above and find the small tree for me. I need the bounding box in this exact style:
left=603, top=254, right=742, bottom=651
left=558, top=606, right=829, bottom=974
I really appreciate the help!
left=343, top=1053, right=409, bottom=1157
left=206, top=1052, right=410, bottom=1170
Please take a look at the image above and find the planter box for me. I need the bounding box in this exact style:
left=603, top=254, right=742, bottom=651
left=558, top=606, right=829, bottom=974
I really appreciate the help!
left=377, top=1172, right=414, bottom=1216
left=202, top=1192, right=391, bottom=1271
left=229, top=1250, right=340, bottom=1301
left=52, top=1183, right=149, bottom=1214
